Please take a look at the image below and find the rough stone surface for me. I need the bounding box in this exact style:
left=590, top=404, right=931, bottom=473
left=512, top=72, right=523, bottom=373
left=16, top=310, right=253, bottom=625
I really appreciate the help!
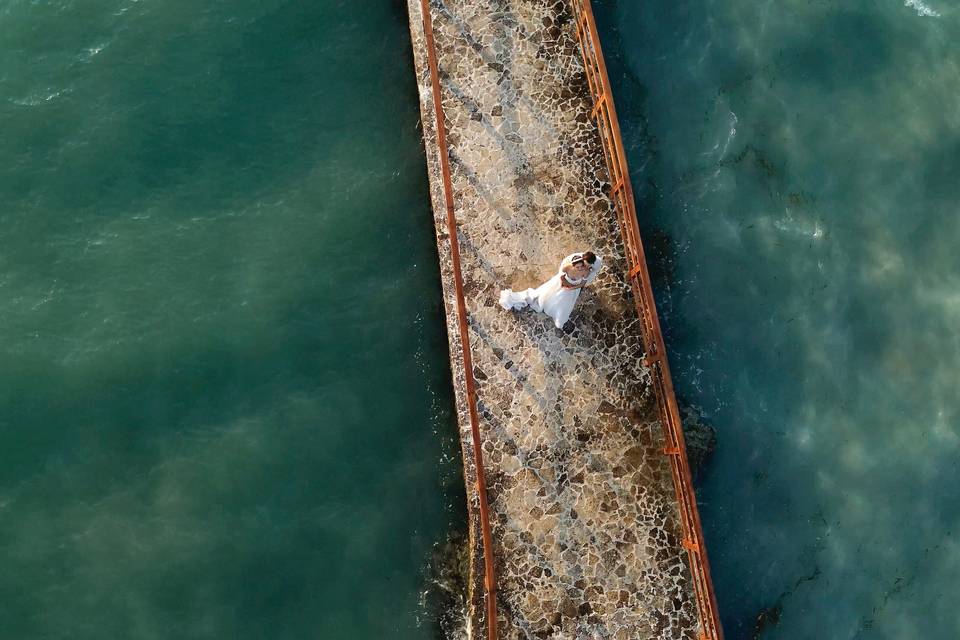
left=406, top=1, right=701, bottom=638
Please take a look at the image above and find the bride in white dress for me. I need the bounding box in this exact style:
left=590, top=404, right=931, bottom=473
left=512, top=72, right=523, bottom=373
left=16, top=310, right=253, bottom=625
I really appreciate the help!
left=499, top=251, right=603, bottom=328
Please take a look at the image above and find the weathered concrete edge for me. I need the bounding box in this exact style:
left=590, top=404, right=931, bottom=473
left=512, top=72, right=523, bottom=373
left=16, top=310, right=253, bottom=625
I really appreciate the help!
left=405, top=1, right=487, bottom=636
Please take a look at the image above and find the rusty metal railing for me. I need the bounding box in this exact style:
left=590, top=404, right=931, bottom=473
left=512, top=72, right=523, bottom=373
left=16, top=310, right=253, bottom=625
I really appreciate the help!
left=570, top=1, right=724, bottom=638
left=416, top=1, right=499, bottom=638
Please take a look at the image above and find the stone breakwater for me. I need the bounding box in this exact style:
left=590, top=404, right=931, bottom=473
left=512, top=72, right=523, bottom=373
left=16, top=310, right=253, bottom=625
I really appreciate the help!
left=406, top=1, right=704, bottom=638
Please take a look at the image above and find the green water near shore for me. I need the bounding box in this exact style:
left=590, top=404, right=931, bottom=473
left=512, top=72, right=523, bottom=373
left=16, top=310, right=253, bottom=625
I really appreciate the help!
left=595, top=0, right=960, bottom=637
left=8, top=0, right=959, bottom=637
left=0, top=1, right=462, bottom=638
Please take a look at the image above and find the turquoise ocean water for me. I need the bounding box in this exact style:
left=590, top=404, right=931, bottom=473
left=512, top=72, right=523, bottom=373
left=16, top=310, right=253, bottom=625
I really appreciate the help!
left=5, top=1, right=958, bottom=638
left=0, top=1, right=463, bottom=638
left=594, top=0, right=960, bottom=637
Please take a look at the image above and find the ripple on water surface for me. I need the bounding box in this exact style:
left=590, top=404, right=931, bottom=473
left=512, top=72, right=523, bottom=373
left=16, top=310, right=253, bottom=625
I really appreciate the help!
left=0, top=2, right=462, bottom=639
left=595, top=0, right=960, bottom=637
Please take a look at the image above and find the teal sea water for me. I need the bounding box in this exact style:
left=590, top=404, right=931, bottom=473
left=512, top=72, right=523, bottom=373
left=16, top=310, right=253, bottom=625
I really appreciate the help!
left=594, top=0, right=960, bottom=637
left=0, top=1, right=463, bottom=638
left=6, top=0, right=959, bottom=638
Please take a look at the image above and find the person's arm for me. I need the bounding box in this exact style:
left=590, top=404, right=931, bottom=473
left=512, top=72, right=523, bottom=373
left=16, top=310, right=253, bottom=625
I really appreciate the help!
left=559, top=254, right=584, bottom=289
left=584, top=256, right=603, bottom=284
left=560, top=262, right=578, bottom=289
left=560, top=274, right=580, bottom=289
left=560, top=268, right=586, bottom=289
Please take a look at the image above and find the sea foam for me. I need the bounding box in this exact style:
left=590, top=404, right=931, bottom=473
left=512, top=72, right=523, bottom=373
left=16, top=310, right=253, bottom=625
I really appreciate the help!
left=905, top=0, right=940, bottom=17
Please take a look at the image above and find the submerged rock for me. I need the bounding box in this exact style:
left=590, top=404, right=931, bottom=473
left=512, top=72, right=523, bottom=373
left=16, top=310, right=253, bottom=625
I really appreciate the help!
left=680, top=404, right=717, bottom=483
left=752, top=603, right=782, bottom=638
left=750, top=566, right=821, bottom=638
left=423, top=529, right=470, bottom=640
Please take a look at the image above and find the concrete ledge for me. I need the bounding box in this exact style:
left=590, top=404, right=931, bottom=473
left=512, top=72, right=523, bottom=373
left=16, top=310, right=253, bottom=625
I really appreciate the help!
left=407, top=2, right=702, bottom=638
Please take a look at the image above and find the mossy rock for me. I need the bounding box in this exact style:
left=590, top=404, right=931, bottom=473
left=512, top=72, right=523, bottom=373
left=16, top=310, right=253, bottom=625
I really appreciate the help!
left=680, top=404, right=717, bottom=483
left=423, top=529, right=470, bottom=639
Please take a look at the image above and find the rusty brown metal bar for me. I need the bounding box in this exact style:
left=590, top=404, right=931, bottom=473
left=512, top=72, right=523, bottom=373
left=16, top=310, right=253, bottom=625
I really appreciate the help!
left=416, top=1, right=499, bottom=638
left=569, top=1, right=725, bottom=638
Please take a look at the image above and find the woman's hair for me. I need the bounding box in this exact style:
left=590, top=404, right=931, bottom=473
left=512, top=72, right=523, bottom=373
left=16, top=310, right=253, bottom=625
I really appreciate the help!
left=572, top=251, right=597, bottom=266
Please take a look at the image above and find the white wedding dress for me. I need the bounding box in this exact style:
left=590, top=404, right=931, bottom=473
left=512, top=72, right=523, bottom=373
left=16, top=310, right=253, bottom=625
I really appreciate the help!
left=499, top=253, right=603, bottom=328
